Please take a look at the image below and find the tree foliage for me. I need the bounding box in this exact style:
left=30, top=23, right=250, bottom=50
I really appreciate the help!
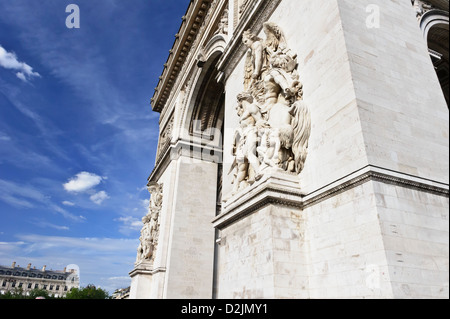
left=0, top=285, right=109, bottom=299
left=65, top=285, right=109, bottom=299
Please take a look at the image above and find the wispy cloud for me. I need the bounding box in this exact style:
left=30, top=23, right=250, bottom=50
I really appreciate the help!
left=0, top=45, right=40, bottom=82
left=32, top=220, right=70, bottom=231
left=0, top=179, right=48, bottom=208
left=62, top=201, right=75, bottom=206
left=115, top=216, right=142, bottom=235
left=0, top=131, right=11, bottom=141
left=0, top=179, right=85, bottom=222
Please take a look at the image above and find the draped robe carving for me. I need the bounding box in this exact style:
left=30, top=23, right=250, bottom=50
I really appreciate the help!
left=228, top=22, right=311, bottom=195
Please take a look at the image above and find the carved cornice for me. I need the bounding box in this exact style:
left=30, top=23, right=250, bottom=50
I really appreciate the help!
left=129, top=266, right=166, bottom=277
left=148, top=139, right=223, bottom=183
left=213, top=166, right=449, bottom=230
left=303, top=169, right=449, bottom=209
left=151, top=0, right=213, bottom=113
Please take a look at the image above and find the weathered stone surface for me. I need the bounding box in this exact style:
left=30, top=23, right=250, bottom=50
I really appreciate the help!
left=130, top=0, right=449, bottom=299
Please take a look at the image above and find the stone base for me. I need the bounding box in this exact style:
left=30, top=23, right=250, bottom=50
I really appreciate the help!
left=213, top=168, right=449, bottom=299
left=214, top=171, right=308, bottom=298
left=129, top=261, right=166, bottom=299
left=219, top=168, right=304, bottom=228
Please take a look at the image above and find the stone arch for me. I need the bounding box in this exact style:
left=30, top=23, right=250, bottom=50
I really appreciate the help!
left=204, top=34, right=228, bottom=62
left=420, top=9, right=449, bottom=106
left=182, top=51, right=225, bottom=148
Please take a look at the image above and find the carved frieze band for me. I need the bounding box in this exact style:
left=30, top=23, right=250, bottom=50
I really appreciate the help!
left=214, top=168, right=449, bottom=229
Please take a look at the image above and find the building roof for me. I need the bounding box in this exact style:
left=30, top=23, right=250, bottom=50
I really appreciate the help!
left=0, top=264, right=77, bottom=281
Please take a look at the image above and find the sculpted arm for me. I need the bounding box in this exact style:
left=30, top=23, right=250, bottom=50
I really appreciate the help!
left=252, top=42, right=264, bottom=79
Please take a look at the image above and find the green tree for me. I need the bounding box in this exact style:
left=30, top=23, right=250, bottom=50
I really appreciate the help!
left=0, top=288, right=24, bottom=299
left=28, top=289, right=52, bottom=299
left=0, top=288, right=58, bottom=299
left=65, top=284, right=109, bottom=299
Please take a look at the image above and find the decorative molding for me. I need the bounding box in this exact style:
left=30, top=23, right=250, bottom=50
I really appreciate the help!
left=151, top=0, right=213, bottom=113
left=156, top=115, right=174, bottom=160
left=420, top=8, right=449, bottom=38
left=148, top=139, right=223, bottom=183
left=213, top=166, right=449, bottom=230
left=129, top=265, right=167, bottom=278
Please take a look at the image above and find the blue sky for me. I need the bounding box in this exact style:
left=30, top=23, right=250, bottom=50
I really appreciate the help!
left=0, top=0, right=189, bottom=293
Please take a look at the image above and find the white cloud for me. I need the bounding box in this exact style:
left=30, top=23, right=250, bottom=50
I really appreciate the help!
left=62, top=200, right=75, bottom=206
left=0, top=132, right=11, bottom=141
left=115, top=216, right=142, bottom=236
left=0, top=45, right=40, bottom=81
left=90, top=191, right=109, bottom=205
left=140, top=198, right=149, bottom=209
left=63, top=172, right=104, bottom=193
left=33, top=221, right=70, bottom=231
left=117, top=216, right=142, bottom=229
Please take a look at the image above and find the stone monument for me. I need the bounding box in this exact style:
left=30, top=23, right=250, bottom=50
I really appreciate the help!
left=130, top=0, right=449, bottom=299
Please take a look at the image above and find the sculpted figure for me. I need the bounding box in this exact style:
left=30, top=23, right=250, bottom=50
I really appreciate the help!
left=229, top=93, right=266, bottom=195
left=215, top=9, right=229, bottom=35
left=243, top=31, right=266, bottom=91
left=136, top=216, right=152, bottom=262
left=411, top=0, right=433, bottom=19
left=136, top=182, right=163, bottom=263
left=260, top=22, right=310, bottom=173
left=229, top=21, right=311, bottom=196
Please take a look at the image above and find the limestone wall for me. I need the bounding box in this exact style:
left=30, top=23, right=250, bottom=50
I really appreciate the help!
left=373, top=181, right=449, bottom=298
left=337, top=0, right=449, bottom=183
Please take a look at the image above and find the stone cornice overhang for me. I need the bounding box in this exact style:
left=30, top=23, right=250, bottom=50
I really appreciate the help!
left=151, top=0, right=213, bottom=113
left=213, top=165, right=449, bottom=230
left=147, top=139, right=223, bottom=184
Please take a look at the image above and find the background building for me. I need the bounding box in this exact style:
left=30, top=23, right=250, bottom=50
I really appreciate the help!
left=0, top=262, right=80, bottom=298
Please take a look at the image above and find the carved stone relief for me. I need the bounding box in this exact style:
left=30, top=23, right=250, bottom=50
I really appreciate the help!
left=156, top=117, right=174, bottom=161
left=227, top=22, right=311, bottom=196
left=136, top=182, right=163, bottom=264
left=215, top=9, right=229, bottom=35
left=411, top=0, right=434, bottom=19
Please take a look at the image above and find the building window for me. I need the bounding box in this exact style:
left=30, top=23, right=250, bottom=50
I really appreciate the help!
left=49, top=285, right=54, bottom=291
left=28, top=283, right=32, bottom=289
left=43, top=285, right=47, bottom=290
left=64, top=286, right=68, bottom=291
left=2, top=281, right=6, bottom=287
left=18, top=282, right=23, bottom=288
left=34, top=284, right=39, bottom=289
left=56, top=285, right=60, bottom=291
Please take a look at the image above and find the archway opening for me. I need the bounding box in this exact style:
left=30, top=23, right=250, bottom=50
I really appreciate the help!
left=427, top=22, right=449, bottom=106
